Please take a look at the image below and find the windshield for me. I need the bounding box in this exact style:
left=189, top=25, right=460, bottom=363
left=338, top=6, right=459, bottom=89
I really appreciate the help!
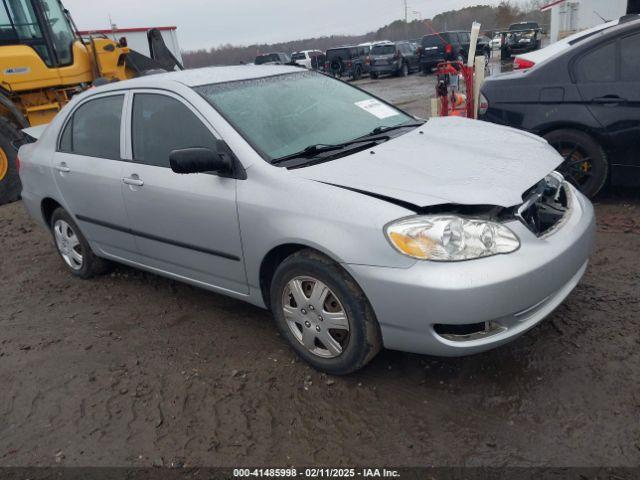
left=291, top=52, right=305, bottom=60
left=371, top=44, right=395, bottom=55
left=195, top=71, right=412, bottom=161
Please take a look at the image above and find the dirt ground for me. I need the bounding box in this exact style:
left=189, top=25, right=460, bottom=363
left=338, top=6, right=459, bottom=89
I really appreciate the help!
left=1, top=74, right=639, bottom=468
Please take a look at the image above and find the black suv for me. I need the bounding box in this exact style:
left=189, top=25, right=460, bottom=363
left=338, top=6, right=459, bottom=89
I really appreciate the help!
left=369, top=41, right=419, bottom=78
left=324, top=46, right=368, bottom=80
left=480, top=16, right=640, bottom=198
left=419, top=31, right=490, bottom=73
left=505, top=21, right=542, bottom=55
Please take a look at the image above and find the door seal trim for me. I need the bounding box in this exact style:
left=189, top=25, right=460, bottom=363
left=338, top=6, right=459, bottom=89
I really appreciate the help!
left=75, top=214, right=241, bottom=262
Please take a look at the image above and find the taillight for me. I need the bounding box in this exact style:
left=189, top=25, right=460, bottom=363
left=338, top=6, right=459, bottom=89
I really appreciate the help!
left=514, top=57, right=535, bottom=70
left=346, top=61, right=352, bottom=67
left=445, top=44, right=453, bottom=54
left=478, top=93, right=489, bottom=116
left=365, top=56, right=370, bottom=65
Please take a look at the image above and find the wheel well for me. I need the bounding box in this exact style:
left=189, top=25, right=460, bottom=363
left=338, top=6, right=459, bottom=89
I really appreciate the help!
left=259, top=244, right=326, bottom=309
left=536, top=123, right=604, bottom=144
left=41, top=198, right=62, bottom=228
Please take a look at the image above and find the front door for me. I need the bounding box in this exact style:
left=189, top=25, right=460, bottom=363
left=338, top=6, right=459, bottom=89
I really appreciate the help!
left=53, top=93, right=137, bottom=258
left=121, top=91, right=248, bottom=294
left=574, top=32, right=640, bottom=183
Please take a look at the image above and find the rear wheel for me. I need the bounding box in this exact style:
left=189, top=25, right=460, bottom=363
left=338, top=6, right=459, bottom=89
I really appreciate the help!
left=50, top=208, right=112, bottom=279
left=0, top=118, right=23, bottom=206
left=270, top=250, right=382, bottom=375
left=370, top=72, right=379, bottom=79
left=544, top=129, right=608, bottom=198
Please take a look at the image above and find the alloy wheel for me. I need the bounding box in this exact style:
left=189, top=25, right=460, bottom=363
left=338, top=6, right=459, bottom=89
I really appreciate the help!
left=282, top=276, right=350, bottom=359
left=550, top=140, right=595, bottom=191
left=53, top=219, right=83, bottom=270
left=0, top=146, right=8, bottom=181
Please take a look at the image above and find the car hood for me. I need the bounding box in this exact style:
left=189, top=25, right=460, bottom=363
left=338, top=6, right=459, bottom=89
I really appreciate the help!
left=292, top=117, right=562, bottom=209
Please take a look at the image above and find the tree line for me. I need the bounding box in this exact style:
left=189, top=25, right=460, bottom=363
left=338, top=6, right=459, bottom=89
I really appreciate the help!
left=183, top=1, right=550, bottom=68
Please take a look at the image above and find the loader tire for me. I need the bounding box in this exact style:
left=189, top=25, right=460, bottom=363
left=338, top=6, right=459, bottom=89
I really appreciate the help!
left=0, top=118, right=22, bottom=206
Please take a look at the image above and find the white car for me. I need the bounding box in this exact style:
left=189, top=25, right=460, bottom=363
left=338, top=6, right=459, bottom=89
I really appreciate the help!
left=513, top=18, right=619, bottom=70
left=490, top=34, right=502, bottom=49
left=291, top=50, right=323, bottom=69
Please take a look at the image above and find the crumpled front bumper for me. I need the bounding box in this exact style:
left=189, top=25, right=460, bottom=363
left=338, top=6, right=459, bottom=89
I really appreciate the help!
left=345, top=183, right=596, bottom=357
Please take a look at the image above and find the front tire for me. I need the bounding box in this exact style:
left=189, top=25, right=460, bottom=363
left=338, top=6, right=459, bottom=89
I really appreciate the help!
left=270, top=250, right=382, bottom=375
left=0, top=118, right=23, bottom=206
left=50, top=208, right=112, bottom=279
left=544, top=129, right=608, bottom=198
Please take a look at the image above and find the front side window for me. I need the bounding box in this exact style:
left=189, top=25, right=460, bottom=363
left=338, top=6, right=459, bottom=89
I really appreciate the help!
left=196, top=71, right=412, bottom=161
left=40, top=0, right=75, bottom=65
left=59, top=95, right=124, bottom=159
left=132, top=93, right=218, bottom=168
left=575, top=41, right=616, bottom=83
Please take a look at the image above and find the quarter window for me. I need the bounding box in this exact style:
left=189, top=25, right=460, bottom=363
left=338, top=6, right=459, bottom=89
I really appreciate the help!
left=621, top=33, right=640, bottom=82
left=575, top=41, right=616, bottom=83
left=59, top=95, right=124, bottom=159
left=132, top=93, right=218, bottom=168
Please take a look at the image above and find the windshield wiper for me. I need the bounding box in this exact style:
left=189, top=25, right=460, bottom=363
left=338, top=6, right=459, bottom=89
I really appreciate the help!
left=368, top=122, right=425, bottom=136
left=271, top=136, right=389, bottom=165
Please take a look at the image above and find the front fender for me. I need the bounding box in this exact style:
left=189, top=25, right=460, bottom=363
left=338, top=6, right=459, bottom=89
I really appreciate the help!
left=237, top=167, right=416, bottom=290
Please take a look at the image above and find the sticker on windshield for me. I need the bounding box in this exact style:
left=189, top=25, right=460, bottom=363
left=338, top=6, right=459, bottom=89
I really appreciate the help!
left=354, top=99, right=399, bottom=119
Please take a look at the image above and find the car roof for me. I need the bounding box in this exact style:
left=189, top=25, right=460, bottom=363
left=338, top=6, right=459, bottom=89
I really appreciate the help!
left=516, top=17, right=632, bottom=66
left=91, top=65, right=302, bottom=92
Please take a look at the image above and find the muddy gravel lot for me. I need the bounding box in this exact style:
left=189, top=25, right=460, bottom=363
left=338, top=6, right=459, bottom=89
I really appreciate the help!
left=1, top=75, right=639, bottom=468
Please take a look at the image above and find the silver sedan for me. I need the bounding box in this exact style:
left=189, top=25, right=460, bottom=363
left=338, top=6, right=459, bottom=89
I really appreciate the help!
left=18, top=66, right=595, bottom=374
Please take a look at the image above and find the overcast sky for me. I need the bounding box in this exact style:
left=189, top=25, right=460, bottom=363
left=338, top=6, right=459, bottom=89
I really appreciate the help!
left=63, top=0, right=504, bottom=51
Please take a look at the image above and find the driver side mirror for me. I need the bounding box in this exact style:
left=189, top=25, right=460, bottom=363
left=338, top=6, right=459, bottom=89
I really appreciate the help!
left=169, top=141, right=233, bottom=175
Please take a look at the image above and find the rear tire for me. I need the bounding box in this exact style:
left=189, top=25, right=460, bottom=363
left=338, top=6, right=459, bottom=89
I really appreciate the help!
left=370, top=72, right=379, bottom=79
left=544, top=129, right=608, bottom=198
left=50, top=208, right=112, bottom=279
left=0, top=118, right=23, bottom=206
left=270, top=249, right=382, bottom=375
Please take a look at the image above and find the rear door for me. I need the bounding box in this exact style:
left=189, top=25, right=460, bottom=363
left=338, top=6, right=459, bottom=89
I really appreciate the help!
left=121, top=90, right=248, bottom=294
left=574, top=31, right=640, bottom=176
left=53, top=93, right=137, bottom=258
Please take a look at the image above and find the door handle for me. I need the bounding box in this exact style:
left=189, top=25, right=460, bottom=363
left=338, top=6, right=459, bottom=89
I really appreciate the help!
left=122, top=176, right=144, bottom=187
left=55, top=163, right=71, bottom=173
left=592, top=96, right=626, bottom=105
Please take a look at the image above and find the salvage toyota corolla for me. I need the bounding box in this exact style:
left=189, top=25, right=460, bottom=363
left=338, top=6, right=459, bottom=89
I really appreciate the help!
left=18, top=66, right=595, bottom=375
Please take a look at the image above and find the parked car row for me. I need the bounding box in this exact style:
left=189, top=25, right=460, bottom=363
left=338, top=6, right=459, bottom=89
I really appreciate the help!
left=254, top=30, right=491, bottom=81
left=480, top=15, right=640, bottom=198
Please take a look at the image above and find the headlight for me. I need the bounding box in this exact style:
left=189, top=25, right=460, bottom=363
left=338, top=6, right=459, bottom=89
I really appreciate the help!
left=385, top=215, right=520, bottom=261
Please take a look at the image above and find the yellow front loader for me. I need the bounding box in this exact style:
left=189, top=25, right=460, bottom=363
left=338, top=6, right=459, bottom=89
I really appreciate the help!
left=0, top=0, right=182, bottom=205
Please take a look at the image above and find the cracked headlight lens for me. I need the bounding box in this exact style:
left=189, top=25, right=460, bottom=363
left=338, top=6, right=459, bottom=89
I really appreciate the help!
left=386, top=215, right=520, bottom=261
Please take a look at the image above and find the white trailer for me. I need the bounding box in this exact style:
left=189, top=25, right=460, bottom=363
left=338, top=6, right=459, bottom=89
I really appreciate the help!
left=77, top=26, right=183, bottom=64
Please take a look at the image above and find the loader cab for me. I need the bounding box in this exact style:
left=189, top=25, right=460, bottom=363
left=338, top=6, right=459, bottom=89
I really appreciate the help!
left=0, top=0, right=77, bottom=67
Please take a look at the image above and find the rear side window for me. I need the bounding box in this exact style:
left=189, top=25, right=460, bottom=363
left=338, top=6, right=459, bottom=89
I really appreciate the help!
left=132, top=93, right=218, bottom=168
left=59, top=95, right=124, bottom=159
left=574, top=41, right=616, bottom=83
left=621, top=32, right=640, bottom=82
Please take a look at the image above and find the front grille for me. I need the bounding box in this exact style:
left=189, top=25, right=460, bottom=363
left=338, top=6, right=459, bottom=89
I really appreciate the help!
left=516, top=173, right=569, bottom=237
